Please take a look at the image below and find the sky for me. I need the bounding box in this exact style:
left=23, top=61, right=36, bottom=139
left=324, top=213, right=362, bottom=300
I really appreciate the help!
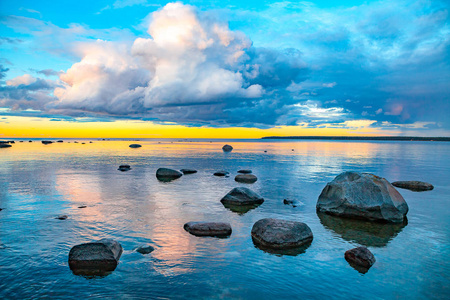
left=0, top=0, right=449, bottom=138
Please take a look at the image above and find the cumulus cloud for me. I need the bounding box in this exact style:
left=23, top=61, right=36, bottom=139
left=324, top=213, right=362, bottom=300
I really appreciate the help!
left=52, top=2, right=307, bottom=125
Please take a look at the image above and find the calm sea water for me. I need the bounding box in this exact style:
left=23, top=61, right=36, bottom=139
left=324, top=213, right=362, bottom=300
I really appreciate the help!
left=0, top=139, right=449, bottom=299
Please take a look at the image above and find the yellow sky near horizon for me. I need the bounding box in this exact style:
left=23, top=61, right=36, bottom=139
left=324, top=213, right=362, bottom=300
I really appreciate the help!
left=0, top=116, right=390, bottom=139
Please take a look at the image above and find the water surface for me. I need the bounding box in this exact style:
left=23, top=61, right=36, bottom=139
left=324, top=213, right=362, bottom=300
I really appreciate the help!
left=0, top=139, right=449, bottom=299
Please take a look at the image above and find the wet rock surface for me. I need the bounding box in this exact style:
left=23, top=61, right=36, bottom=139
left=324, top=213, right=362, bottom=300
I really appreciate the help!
left=220, top=187, right=264, bottom=206
left=235, top=174, right=257, bottom=183
left=180, top=169, right=197, bottom=174
left=222, top=144, right=233, bottom=152
left=391, top=181, right=434, bottom=191
left=136, top=245, right=155, bottom=254
left=129, top=144, right=142, bottom=148
left=214, top=170, right=229, bottom=176
left=345, top=246, right=376, bottom=273
left=317, top=172, right=408, bottom=223
left=156, top=168, right=183, bottom=181
left=184, top=222, right=232, bottom=237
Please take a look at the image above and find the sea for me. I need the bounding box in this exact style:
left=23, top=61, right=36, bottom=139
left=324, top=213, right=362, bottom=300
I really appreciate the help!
left=0, top=139, right=449, bottom=299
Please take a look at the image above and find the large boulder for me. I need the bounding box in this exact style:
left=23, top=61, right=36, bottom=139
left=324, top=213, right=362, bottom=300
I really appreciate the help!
left=184, top=222, right=232, bottom=237
left=221, top=187, right=264, bottom=206
left=345, top=246, right=376, bottom=273
left=68, top=239, right=123, bottom=274
left=316, top=172, right=408, bottom=223
left=392, top=181, right=434, bottom=191
left=251, top=218, right=313, bottom=250
left=156, top=168, right=182, bottom=181
left=222, top=144, right=233, bottom=152
left=235, top=174, right=257, bottom=183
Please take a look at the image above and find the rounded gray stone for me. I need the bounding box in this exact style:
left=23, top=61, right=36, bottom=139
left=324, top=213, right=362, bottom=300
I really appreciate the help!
left=317, top=172, right=408, bottom=223
left=69, top=238, right=123, bottom=271
left=156, top=168, right=183, bottom=181
left=235, top=174, right=257, bottom=183
left=220, top=187, right=264, bottom=206
left=391, top=181, right=434, bottom=191
left=251, top=218, right=313, bottom=249
left=222, top=144, right=233, bottom=152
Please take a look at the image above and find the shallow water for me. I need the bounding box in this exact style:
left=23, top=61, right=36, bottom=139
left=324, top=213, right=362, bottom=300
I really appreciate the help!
left=0, top=139, right=449, bottom=299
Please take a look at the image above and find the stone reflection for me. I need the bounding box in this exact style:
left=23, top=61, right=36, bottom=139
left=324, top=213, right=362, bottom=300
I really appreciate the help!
left=318, top=213, right=407, bottom=247
left=221, top=203, right=261, bottom=215
left=251, top=239, right=312, bottom=256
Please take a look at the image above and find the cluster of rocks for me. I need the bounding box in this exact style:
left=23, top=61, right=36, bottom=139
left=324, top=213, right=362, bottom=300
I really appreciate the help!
left=0, top=141, right=12, bottom=148
left=66, top=144, right=432, bottom=276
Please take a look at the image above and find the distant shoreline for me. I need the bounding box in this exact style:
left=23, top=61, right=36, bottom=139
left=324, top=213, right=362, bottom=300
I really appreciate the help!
left=262, top=136, right=450, bottom=141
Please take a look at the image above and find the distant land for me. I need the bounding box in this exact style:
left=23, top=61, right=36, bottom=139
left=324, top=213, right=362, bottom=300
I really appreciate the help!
left=262, top=136, right=450, bottom=141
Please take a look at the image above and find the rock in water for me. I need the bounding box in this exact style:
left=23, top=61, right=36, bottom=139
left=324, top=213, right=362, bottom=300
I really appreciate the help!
left=42, top=141, right=53, bottom=145
left=283, top=199, right=303, bottom=207
left=221, top=187, right=264, bottom=206
left=214, top=170, right=229, bottom=177
left=251, top=218, right=313, bottom=249
left=237, top=169, right=252, bottom=174
left=316, top=172, right=408, bottom=223
left=57, top=140, right=63, bottom=143
left=118, top=165, right=131, bottom=171
left=345, top=246, right=376, bottom=273
left=391, top=181, right=434, bottom=191
left=56, top=215, right=68, bottom=220
left=129, top=144, right=142, bottom=148
left=0, top=143, right=12, bottom=148
left=180, top=169, right=197, bottom=174
left=136, top=245, right=155, bottom=254
left=184, top=222, right=232, bottom=237
left=235, top=174, right=258, bottom=183
left=156, top=168, right=182, bottom=181
left=69, top=239, right=123, bottom=274
left=222, top=144, right=233, bottom=152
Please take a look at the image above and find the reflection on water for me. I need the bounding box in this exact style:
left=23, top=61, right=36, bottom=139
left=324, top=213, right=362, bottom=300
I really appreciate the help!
left=0, top=139, right=449, bottom=299
left=318, top=213, right=407, bottom=247
left=251, top=238, right=312, bottom=257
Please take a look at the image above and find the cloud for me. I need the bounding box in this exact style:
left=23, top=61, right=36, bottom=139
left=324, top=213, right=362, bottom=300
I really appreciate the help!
left=0, top=65, right=9, bottom=80
left=52, top=2, right=308, bottom=126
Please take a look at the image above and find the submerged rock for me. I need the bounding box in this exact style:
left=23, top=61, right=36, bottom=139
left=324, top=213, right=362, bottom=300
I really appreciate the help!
left=156, top=168, right=182, bottom=181
left=69, top=238, right=123, bottom=275
left=56, top=215, right=68, bottom=220
left=391, top=181, right=434, bottom=191
left=214, top=170, right=229, bottom=177
left=235, top=174, right=257, bottom=183
left=345, top=246, right=376, bottom=273
left=78, top=205, right=87, bottom=209
left=237, top=169, right=252, bottom=174
left=118, top=165, right=131, bottom=171
left=57, top=140, right=63, bottom=143
left=184, top=222, right=232, bottom=237
left=180, top=169, right=197, bottom=174
left=316, top=172, right=408, bottom=223
left=283, top=198, right=303, bottom=207
left=136, top=245, right=155, bottom=255
left=251, top=218, right=313, bottom=250
left=0, top=143, right=12, bottom=148
left=220, top=187, right=264, bottom=206
left=129, top=144, right=142, bottom=148
left=222, top=144, right=233, bottom=152
left=42, top=141, right=53, bottom=145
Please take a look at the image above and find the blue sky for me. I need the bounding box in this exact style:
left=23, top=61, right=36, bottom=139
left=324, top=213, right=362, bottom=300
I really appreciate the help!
left=0, top=0, right=449, bottom=135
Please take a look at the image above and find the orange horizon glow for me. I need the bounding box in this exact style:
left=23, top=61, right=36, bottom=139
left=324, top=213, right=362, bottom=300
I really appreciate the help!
left=0, top=116, right=394, bottom=139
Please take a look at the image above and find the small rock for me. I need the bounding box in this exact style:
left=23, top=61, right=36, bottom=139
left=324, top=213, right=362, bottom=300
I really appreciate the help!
left=56, top=215, right=68, bottom=220
left=129, top=144, right=142, bottom=148
left=251, top=218, right=313, bottom=249
left=118, top=165, right=131, bottom=171
left=82, top=143, right=86, bottom=144
left=214, top=170, right=229, bottom=176
left=283, top=199, right=303, bottom=207
left=74, top=141, right=78, bottom=143
left=19, top=141, right=23, bottom=143
left=57, top=140, right=63, bottom=143
left=78, top=205, right=87, bottom=209
left=345, top=246, right=376, bottom=273
left=237, top=169, right=252, bottom=174
left=42, top=141, right=53, bottom=145
left=222, top=144, right=233, bottom=152
left=69, top=239, right=123, bottom=274
left=180, top=169, right=197, bottom=174
left=264, top=150, right=267, bottom=153
left=184, top=222, right=232, bottom=237
left=136, top=245, right=155, bottom=254
left=391, top=181, right=434, bottom=191
left=235, top=174, right=257, bottom=183
left=0, top=144, right=12, bottom=148
left=220, top=187, right=264, bottom=206
left=29, top=140, right=32, bottom=142
left=156, top=168, right=183, bottom=181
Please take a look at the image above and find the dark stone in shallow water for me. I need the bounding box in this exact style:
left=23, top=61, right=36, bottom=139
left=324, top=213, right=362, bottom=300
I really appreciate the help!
left=222, top=144, right=233, bottom=152
left=235, top=174, right=257, bottom=183
left=283, top=198, right=303, bottom=207
left=42, top=141, right=53, bottom=145
left=156, top=168, right=182, bottom=181
left=136, top=245, right=155, bottom=254
left=78, top=205, right=87, bottom=209
left=118, top=165, right=131, bottom=171
left=391, top=181, right=434, bottom=191
left=0, top=143, right=12, bottom=148
left=214, top=170, right=229, bottom=176
left=251, top=218, right=313, bottom=250
left=69, top=238, right=123, bottom=276
left=129, top=144, right=142, bottom=148
left=180, top=169, right=197, bottom=174
left=345, top=246, right=376, bottom=273
left=184, top=222, right=232, bottom=237
left=57, top=140, right=63, bottom=143
left=221, top=187, right=264, bottom=206
left=317, top=171, right=408, bottom=223
left=237, top=169, right=252, bottom=174
left=56, top=215, right=68, bottom=220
